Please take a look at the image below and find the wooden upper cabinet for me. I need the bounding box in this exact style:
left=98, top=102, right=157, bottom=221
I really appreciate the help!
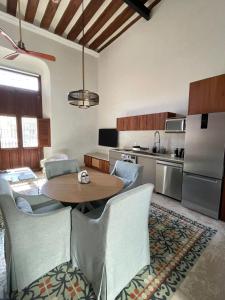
left=188, top=74, right=225, bottom=115
left=127, top=116, right=139, bottom=130
left=38, top=118, right=51, bottom=147
left=139, top=115, right=148, bottom=130
left=117, top=112, right=176, bottom=131
left=117, top=118, right=124, bottom=131
left=117, top=116, right=139, bottom=131
left=154, top=113, right=165, bottom=130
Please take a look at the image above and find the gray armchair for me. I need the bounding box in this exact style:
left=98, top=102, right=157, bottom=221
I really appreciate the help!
left=0, top=179, right=71, bottom=292
left=111, top=160, right=143, bottom=192
left=71, top=183, right=154, bottom=300
left=44, top=159, right=80, bottom=180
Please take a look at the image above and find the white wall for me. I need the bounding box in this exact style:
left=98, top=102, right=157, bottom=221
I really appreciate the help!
left=97, top=0, right=225, bottom=152
left=0, top=13, right=99, bottom=164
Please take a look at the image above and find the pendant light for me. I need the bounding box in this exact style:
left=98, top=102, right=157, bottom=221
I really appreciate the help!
left=68, top=0, right=99, bottom=109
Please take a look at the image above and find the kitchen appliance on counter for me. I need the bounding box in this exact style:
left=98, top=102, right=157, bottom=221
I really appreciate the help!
left=156, top=160, right=183, bottom=201
left=132, top=146, right=149, bottom=152
left=121, top=153, right=137, bottom=163
left=182, top=112, right=225, bottom=219
left=165, top=117, right=186, bottom=133
left=174, top=148, right=185, bottom=158
left=109, top=150, right=137, bottom=173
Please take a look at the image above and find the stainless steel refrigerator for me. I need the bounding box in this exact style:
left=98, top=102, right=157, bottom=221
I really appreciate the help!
left=182, top=112, right=225, bottom=219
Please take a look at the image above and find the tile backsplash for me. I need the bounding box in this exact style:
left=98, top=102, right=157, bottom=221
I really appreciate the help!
left=119, top=131, right=185, bottom=153
left=97, top=130, right=185, bottom=155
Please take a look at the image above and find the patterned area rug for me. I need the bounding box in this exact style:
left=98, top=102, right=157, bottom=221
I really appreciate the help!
left=0, top=203, right=216, bottom=300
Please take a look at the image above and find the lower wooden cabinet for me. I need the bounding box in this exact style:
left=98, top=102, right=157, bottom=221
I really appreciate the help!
left=84, top=155, right=92, bottom=168
left=84, top=155, right=110, bottom=174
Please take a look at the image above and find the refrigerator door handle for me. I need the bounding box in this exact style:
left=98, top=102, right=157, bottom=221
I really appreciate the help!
left=184, top=173, right=219, bottom=184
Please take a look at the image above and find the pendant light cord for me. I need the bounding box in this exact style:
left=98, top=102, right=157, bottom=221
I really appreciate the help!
left=68, top=0, right=99, bottom=107
left=82, top=0, right=85, bottom=91
left=18, top=0, right=23, bottom=45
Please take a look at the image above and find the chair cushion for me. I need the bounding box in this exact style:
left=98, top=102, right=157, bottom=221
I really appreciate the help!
left=32, top=200, right=64, bottom=214
left=16, top=197, right=33, bottom=214
left=115, top=176, right=132, bottom=188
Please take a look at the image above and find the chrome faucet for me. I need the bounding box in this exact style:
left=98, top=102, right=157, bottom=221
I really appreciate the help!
left=154, top=131, right=161, bottom=153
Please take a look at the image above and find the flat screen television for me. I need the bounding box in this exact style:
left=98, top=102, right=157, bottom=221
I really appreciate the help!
left=98, top=128, right=118, bottom=147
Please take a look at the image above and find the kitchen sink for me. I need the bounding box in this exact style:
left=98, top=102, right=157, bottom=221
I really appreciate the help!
left=132, top=150, right=161, bottom=156
left=113, top=149, right=165, bottom=156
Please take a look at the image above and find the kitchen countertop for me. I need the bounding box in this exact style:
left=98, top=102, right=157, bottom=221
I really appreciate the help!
left=110, top=149, right=184, bottom=164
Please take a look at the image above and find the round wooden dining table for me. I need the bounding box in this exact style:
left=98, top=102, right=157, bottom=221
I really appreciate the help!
left=41, top=169, right=124, bottom=204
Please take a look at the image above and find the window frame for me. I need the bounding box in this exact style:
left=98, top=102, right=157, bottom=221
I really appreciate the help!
left=0, top=114, right=19, bottom=150
left=21, top=115, right=39, bottom=149
left=0, top=114, right=41, bottom=150
left=0, top=67, right=40, bottom=93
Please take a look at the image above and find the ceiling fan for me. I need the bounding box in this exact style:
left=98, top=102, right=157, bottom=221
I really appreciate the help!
left=0, top=0, right=56, bottom=62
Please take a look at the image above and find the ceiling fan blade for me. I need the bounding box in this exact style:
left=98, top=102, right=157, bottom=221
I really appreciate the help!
left=0, top=28, right=19, bottom=50
left=0, top=21, right=56, bottom=63
left=3, top=52, right=20, bottom=60
left=25, top=50, right=56, bottom=62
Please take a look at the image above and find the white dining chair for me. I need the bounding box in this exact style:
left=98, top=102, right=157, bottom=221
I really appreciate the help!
left=44, top=159, right=80, bottom=180
left=71, top=183, right=154, bottom=300
left=0, top=179, right=71, bottom=292
left=111, top=160, right=143, bottom=192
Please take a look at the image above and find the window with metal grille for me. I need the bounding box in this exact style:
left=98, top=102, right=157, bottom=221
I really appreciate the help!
left=0, top=116, right=18, bottom=148
left=22, top=117, right=38, bottom=148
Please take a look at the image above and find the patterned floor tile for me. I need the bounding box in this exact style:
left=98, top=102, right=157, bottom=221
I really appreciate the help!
left=1, top=203, right=216, bottom=300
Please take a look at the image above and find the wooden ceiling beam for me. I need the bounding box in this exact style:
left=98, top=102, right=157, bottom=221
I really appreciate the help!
left=7, top=0, right=17, bottom=16
left=123, top=0, right=150, bottom=20
left=24, top=0, right=40, bottom=24
left=40, top=0, right=60, bottom=30
left=89, top=0, right=148, bottom=51
left=67, top=0, right=105, bottom=41
left=98, top=0, right=161, bottom=52
left=79, top=0, right=123, bottom=46
left=98, top=14, right=141, bottom=52
left=55, top=0, right=82, bottom=36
